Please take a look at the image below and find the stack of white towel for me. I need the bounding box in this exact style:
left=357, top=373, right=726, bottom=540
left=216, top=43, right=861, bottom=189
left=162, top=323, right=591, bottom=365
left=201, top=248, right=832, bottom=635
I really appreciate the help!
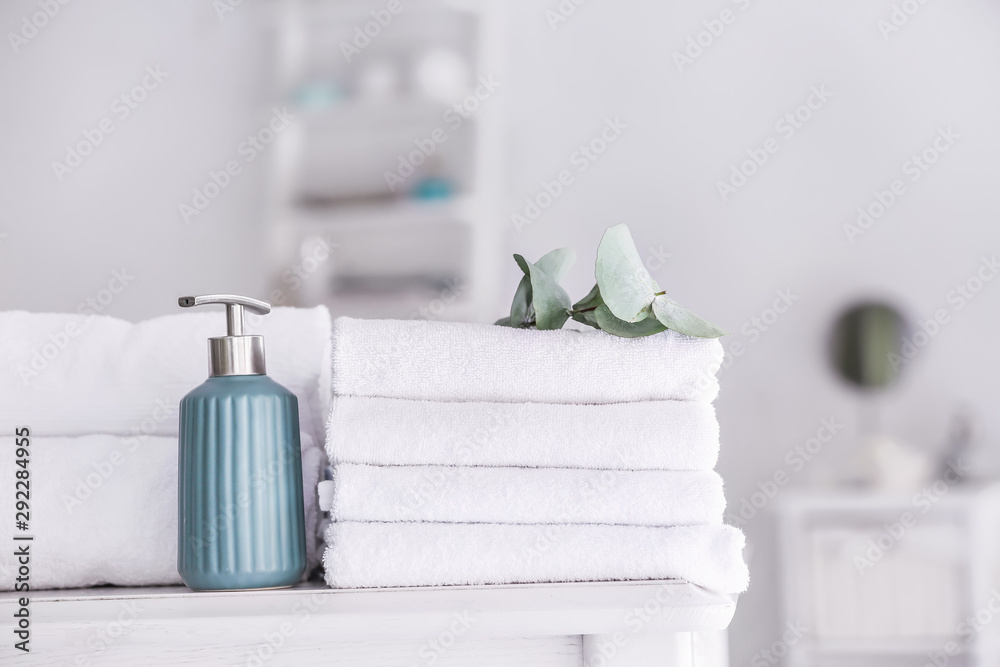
left=323, top=317, right=749, bottom=594
left=0, top=308, right=331, bottom=590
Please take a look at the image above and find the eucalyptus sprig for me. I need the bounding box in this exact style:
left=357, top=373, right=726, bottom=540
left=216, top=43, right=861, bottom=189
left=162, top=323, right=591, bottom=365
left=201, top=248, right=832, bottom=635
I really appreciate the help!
left=496, top=224, right=726, bottom=338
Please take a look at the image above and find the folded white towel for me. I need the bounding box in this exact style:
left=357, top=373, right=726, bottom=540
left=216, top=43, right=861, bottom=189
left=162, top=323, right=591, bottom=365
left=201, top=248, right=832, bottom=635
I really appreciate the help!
left=331, top=317, right=723, bottom=404
left=323, top=522, right=748, bottom=594
left=327, top=396, right=720, bottom=470
left=0, top=435, right=180, bottom=590
left=329, top=464, right=726, bottom=526
left=0, top=434, right=325, bottom=591
left=0, top=307, right=332, bottom=447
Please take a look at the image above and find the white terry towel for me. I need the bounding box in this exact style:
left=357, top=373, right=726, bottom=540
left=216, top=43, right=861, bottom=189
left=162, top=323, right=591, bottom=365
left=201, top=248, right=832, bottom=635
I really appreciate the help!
left=0, top=307, right=332, bottom=447
left=328, top=397, right=720, bottom=470
left=332, top=317, right=723, bottom=404
left=329, top=464, right=726, bottom=526
left=323, top=523, right=748, bottom=594
left=0, top=434, right=325, bottom=591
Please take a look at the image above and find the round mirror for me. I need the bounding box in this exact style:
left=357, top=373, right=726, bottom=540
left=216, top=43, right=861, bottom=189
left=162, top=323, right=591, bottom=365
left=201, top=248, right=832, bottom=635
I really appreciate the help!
left=830, top=302, right=908, bottom=389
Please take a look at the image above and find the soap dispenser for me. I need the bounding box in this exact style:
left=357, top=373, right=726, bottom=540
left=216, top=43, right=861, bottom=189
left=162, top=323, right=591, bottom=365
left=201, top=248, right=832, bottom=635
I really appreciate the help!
left=176, top=294, right=306, bottom=591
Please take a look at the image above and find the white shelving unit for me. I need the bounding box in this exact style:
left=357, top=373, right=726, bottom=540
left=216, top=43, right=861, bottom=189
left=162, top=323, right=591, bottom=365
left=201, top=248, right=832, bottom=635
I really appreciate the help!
left=776, top=484, right=1000, bottom=667
left=1, top=579, right=735, bottom=666
left=267, top=0, right=506, bottom=322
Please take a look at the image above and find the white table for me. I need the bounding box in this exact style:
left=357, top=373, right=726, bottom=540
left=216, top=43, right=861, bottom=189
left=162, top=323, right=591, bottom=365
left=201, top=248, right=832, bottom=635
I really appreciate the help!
left=0, top=580, right=735, bottom=666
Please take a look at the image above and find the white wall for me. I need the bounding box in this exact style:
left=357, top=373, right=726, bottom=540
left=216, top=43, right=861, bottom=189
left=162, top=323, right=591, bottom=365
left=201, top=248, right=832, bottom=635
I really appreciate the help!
left=0, top=0, right=273, bottom=320
left=501, top=0, right=1000, bottom=662
left=3, top=1, right=1000, bottom=663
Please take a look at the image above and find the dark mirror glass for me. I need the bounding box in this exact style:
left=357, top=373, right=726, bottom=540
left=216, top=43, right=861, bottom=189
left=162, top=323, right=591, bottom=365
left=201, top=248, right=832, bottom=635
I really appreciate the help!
left=830, top=302, right=908, bottom=389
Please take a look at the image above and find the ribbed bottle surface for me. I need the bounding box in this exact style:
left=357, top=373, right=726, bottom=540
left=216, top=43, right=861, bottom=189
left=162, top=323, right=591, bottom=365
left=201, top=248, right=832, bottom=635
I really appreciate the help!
left=178, top=375, right=306, bottom=591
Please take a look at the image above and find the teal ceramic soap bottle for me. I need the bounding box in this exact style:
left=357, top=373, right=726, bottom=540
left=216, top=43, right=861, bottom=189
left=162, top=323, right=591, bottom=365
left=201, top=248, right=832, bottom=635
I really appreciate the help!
left=176, top=294, right=306, bottom=591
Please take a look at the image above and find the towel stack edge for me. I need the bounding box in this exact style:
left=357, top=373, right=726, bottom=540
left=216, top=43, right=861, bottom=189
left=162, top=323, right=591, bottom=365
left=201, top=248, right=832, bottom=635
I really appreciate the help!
left=323, top=317, right=747, bottom=594
left=323, top=523, right=749, bottom=594
left=327, top=395, right=720, bottom=471
left=331, top=316, right=724, bottom=405
left=329, top=464, right=727, bottom=526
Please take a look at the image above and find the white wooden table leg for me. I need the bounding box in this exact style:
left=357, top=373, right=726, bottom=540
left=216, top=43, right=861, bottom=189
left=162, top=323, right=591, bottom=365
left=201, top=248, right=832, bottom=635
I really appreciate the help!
left=582, top=631, right=692, bottom=666
left=691, top=630, right=729, bottom=667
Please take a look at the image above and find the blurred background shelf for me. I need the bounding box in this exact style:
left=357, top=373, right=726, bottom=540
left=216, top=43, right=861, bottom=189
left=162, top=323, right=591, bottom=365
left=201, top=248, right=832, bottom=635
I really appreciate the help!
left=267, top=0, right=505, bottom=321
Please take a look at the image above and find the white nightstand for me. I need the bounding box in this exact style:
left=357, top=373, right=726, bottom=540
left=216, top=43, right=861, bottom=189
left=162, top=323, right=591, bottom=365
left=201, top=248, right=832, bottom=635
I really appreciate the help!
left=777, top=484, right=1000, bottom=667
left=1, top=579, right=736, bottom=666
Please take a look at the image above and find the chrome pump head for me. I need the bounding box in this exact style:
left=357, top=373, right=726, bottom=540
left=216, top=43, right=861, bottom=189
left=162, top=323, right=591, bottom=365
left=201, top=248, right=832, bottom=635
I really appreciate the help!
left=178, top=294, right=271, bottom=377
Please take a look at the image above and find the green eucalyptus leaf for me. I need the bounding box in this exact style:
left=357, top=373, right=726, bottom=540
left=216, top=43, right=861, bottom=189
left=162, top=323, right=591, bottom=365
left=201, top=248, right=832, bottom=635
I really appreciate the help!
left=572, top=283, right=604, bottom=311
left=595, top=224, right=659, bottom=323
left=506, top=248, right=576, bottom=328
left=494, top=316, right=513, bottom=327
left=594, top=304, right=667, bottom=338
left=514, top=254, right=571, bottom=330
left=571, top=309, right=601, bottom=329
left=651, top=296, right=727, bottom=338
left=535, top=247, right=577, bottom=284
left=512, top=253, right=532, bottom=278
left=509, top=275, right=532, bottom=326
